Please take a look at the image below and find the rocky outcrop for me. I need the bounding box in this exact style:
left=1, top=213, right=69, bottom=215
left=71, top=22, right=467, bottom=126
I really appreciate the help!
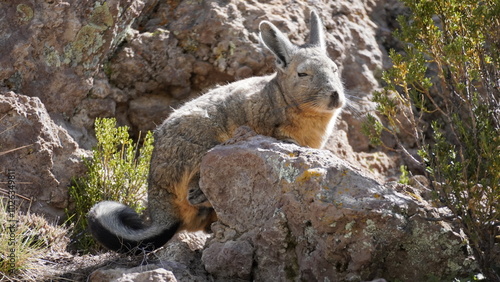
left=130, top=0, right=389, bottom=93
left=0, top=0, right=145, bottom=117
left=0, top=91, right=86, bottom=221
left=198, top=131, right=475, bottom=281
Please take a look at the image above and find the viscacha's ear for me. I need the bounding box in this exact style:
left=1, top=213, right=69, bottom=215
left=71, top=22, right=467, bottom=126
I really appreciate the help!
left=308, top=10, right=326, bottom=51
left=259, top=21, right=296, bottom=69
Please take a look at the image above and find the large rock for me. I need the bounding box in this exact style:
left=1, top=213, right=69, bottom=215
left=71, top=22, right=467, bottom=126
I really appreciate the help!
left=198, top=130, right=475, bottom=281
left=0, top=91, right=86, bottom=221
left=86, top=129, right=476, bottom=281
left=0, top=0, right=145, bottom=116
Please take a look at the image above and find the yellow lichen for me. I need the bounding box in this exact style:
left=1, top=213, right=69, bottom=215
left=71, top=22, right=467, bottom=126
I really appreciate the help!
left=295, top=169, right=323, bottom=183
left=89, top=2, right=114, bottom=30
left=62, top=2, right=113, bottom=67
left=17, top=4, right=33, bottom=22
left=72, top=25, right=104, bottom=60
left=405, top=191, right=423, bottom=202
left=44, top=46, right=61, bottom=67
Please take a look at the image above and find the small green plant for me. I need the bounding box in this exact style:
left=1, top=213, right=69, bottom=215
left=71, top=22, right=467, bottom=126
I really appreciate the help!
left=398, top=165, right=410, bottom=185
left=67, top=117, right=154, bottom=253
left=364, top=0, right=499, bottom=280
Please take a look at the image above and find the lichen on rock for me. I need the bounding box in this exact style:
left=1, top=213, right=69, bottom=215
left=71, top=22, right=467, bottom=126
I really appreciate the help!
left=16, top=4, right=34, bottom=22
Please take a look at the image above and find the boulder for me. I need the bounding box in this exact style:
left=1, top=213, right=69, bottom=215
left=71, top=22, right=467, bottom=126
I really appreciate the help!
left=0, top=91, right=86, bottom=221
left=0, top=0, right=145, bottom=117
left=198, top=130, right=475, bottom=281
left=87, top=128, right=476, bottom=281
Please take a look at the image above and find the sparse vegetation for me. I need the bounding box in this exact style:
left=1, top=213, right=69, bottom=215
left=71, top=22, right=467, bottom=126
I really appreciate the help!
left=363, top=0, right=499, bottom=280
left=67, top=117, right=154, bottom=254
left=0, top=199, right=70, bottom=281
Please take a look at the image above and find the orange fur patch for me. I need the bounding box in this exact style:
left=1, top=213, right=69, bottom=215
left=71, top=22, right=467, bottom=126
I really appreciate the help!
left=281, top=108, right=334, bottom=148
left=173, top=169, right=216, bottom=231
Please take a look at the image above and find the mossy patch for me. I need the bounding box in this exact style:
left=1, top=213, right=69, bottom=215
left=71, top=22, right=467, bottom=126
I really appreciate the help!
left=71, top=25, right=105, bottom=62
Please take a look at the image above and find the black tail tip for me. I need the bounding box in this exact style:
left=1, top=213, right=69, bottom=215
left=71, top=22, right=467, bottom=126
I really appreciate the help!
left=87, top=201, right=180, bottom=254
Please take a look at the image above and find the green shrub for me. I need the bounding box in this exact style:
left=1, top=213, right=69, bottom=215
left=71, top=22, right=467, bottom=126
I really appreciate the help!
left=364, top=1, right=499, bottom=280
left=67, top=117, right=154, bottom=253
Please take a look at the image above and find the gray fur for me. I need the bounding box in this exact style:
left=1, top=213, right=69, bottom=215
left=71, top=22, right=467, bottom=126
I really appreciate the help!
left=308, top=11, right=326, bottom=50
left=88, top=10, right=346, bottom=253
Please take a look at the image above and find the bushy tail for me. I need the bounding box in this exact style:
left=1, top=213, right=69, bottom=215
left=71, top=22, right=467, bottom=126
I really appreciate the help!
left=87, top=201, right=180, bottom=254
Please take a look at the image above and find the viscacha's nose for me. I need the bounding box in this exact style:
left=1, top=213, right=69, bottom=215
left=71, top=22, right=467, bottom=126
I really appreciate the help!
left=328, top=89, right=345, bottom=109
left=328, top=91, right=339, bottom=109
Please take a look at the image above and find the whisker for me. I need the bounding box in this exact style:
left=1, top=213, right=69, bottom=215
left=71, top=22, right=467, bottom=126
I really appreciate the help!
left=342, top=96, right=376, bottom=119
left=343, top=105, right=365, bottom=118
left=345, top=89, right=370, bottom=98
left=344, top=94, right=365, bottom=101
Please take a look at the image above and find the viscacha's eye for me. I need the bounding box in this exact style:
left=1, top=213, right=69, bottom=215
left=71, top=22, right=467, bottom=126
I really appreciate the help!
left=297, top=73, right=308, bottom=77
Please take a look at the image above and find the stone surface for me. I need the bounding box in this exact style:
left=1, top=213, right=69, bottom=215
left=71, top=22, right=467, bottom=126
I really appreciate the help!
left=85, top=131, right=476, bottom=281
left=90, top=266, right=177, bottom=282
left=0, top=0, right=145, bottom=117
left=89, top=232, right=211, bottom=282
left=327, top=106, right=402, bottom=183
left=202, top=240, right=254, bottom=280
left=0, top=91, right=86, bottom=221
left=198, top=132, right=475, bottom=281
